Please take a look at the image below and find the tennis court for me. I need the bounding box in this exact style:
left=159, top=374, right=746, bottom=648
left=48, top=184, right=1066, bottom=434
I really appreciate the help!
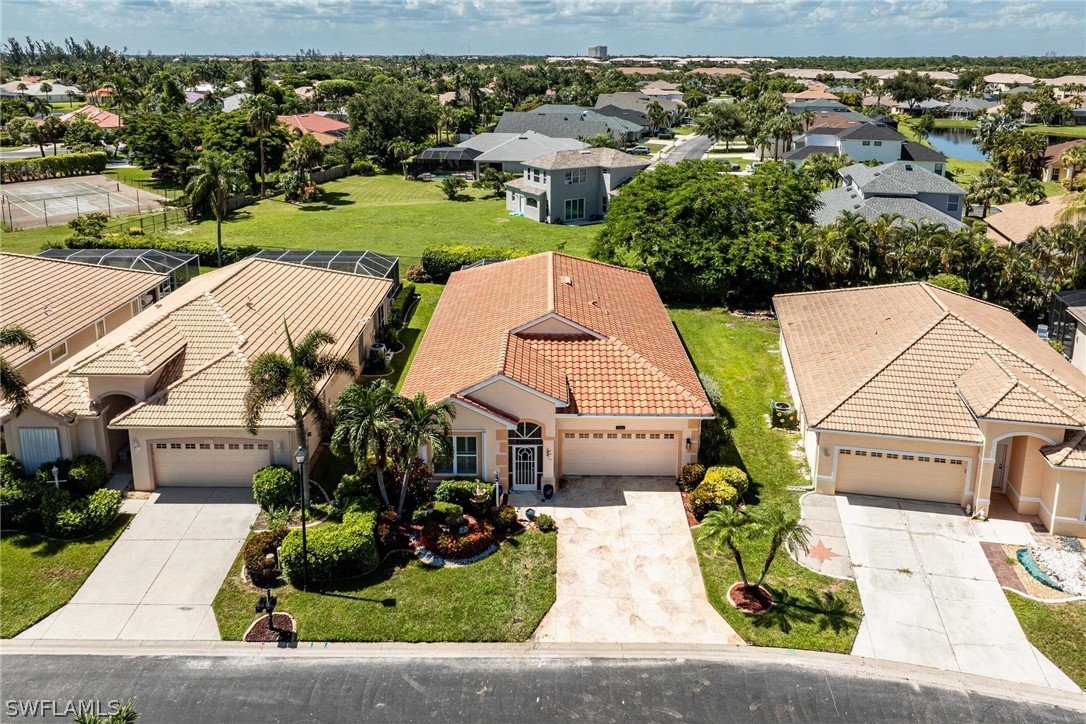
left=0, top=175, right=167, bottom=229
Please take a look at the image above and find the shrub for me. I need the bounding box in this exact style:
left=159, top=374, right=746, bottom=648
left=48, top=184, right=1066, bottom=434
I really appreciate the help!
left=67, top=455, right=107, bottom=497
left=332, top=473, right=379, bottom=515
left=0, top=151, right=108, bottom=183
left=534, top=513, right=557, bottom=533
left=703, top=466, right=749, bottom=496
left=351, top=159, right=378, bottom=176
left=439, top=176, right=468, bottom=200
left=45, top=488, right=122, bottom=539
left=434, top=522, right=494, bottom=559
left=420, top=520, right=442, bottom=546
left=0, top=475, right=48, bottom=530
left=926, top=273, right=969, bottom=295
left=374, top=508, right=399, bottom=553
left=431, top=501, right=464, bottom=523
left=434, top=479, right=494, bottom=515
left=280, top=508, right=378, bottom=584
left=243, top=529, right=289, bottom=587
left=389, top=282, right=416, bottom=329
left=657, top=132, right=674, bottom=140
left=252, top=466, right=297, bottom=510
left=405, top=264, right=432, bottom=283
left=698, top=372, right=723, bottom=412
left=420, top=245, right=526, bottom=283
left=411, top=507, right=432, bottom=524
left=698, top=416, right=732, bottom=466
left=493, top=504, right=518, bottom=532
left=0, top=453, right=24, bottom=484
left=688, top=468, right=746, bottom=519
left=128, top=226, right=145, bottom=236
left=679, top=463, right=706, bottom=492
left=65, top=232, right=261, bottom=268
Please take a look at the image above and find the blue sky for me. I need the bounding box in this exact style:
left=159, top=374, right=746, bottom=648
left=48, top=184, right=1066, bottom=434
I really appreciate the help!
left=5, top=1, right=1085, bottom=57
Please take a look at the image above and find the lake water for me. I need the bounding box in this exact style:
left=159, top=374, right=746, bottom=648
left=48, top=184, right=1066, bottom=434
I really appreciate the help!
left=927, top=127, right=988, bottom=161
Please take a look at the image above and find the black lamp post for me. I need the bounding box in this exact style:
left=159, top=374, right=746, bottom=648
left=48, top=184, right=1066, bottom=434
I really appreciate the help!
left=294, top=446, right=310, bottom=591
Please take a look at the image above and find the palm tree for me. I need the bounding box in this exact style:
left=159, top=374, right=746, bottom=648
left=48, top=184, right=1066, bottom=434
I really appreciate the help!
left=244, top=322, right=357, bottom=493
left=646, top=100, right=669, bottom=134
left=1056, top=192, right=1086, bottom=224
left=1060, top=144, right=1086, bottom=188
left=967, top=167, right=1014, bottom=218
left=73, top=702, right=139, bottom=724
left=698, top=507, right=755, bottom=589
left=752, top=505, right=811, bottom=588
left=27, top=95, right=50, bottom=119
left=331, top=380, right=399, bottom=506
left=0, top=325, right=37, bottom=416
left=393, top=392, right=455, bottom=517
left=184, top=151, right=249, bottom=267
left=1014, top=175, right=1046, bottom=205
left=800, top=109, right=815, bottom=132
left=246, top=94, right=278, bottom=199
left=972, top=111, right=1019, bottom=155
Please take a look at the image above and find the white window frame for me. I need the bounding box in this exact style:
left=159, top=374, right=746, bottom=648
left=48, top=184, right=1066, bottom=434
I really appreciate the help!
left=49, top=342, right=68, bottom=363
left=95, top=319, right=107, bottom=339
left=564, top=168, right=587, bottom=184
left=947, top=196, right=960, bottom=214
left=432, top=434, right=480, bottom=477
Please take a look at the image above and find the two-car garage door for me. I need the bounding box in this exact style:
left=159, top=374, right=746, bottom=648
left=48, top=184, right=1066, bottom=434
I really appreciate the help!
left=152, top=438, right=272, bottom=487
left=834, top=448, right=968, bottom=503
left=560, top=431, right=680, bottom=477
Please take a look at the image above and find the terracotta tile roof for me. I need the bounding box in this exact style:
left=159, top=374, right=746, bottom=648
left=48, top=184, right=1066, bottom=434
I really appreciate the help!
left=0, top=253, right=165, bottom=370
left=6, top=259, right=390, bottom=429
left=401, top=253, right=711, bottom=418
left=277, top=113, right=348, bottom=136
left=985, top=200, right=1064, bottom=245
left=1042, top=430, right=1086, bottom=469
left=774, top=282, right=1086, bottom=443
left=59, top=105, right=123, bottom=129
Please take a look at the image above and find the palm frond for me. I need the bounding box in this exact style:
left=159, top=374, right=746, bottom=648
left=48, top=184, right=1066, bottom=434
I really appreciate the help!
left=0, top=324, right=37, bottom=351
left=0, top=357, right=31, bottom=415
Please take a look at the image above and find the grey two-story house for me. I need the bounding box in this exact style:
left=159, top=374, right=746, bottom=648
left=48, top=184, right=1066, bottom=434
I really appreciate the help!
left=813, top=161, right=968, bottom=230
left=505, top=148, right=650, bottom=224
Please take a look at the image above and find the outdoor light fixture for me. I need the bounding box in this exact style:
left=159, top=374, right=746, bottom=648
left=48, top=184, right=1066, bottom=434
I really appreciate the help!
left=294, top=446, right=310, bottom=591
left=275, top=441, right=282, bottom=453
left=132, top=439, right=140, bottom=451
left=685, top=437, right=692, bottom=451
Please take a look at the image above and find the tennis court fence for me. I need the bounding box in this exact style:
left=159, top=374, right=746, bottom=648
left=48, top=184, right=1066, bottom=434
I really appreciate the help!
left=100, top=207, right=190, bottom=236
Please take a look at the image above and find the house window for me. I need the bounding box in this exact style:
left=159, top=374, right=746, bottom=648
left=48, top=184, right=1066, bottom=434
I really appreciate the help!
left=887, top=453, right=898, bottom=459
left=607, top=433, right=617, bottom=439
left=214, top=443, right=225, bottom=450
left=184, top=443, right=196, bottom=449
left=199, top=443, right=210, bottom=450
left=649, top=433, right=661, bottom=439
left=433, top=435, right=478, bottom=476
left=156, top=443, right=167, bottom=449
left=664, top=433, right=675, bottom=440
left=563, top=198, right=585, bottom=221
left=592, top=433, right=603, bottom=439
left=95, top=319, right=107, bottom=339
left=635, top=433, right=646, bottom=440
left=862, top=141, right=871, bottom=146
left=49, top=342, right=67, bottom=363
left=918, top=456, right=931, bottom=462
left=526, top=197, right=538, bottom=208
left=228, top=443, right=240, bottom=450
left=564, top=433, right=575, bottom=439
left=170, top=443, right=181, bottom=449
left=933, top=457, right=947, bottom=464
left=621, top=433, right=632, bottom=439
left=934, top=164, right=943, bottom=175
left=902, top=455, right=914, bottom=461
left=873, top=141, right=882, bottom=146
left=258, top=443, right=270, bottom=450
left=564, top=168, right=587, bottom=184
left=579, top=433, right=589, bottom=439
left=841, top=449, right=852, bottom=455
left=871, top=452, right=883, bottom=458
left=602, top=195, right=609, bottom=213
left=947, top=196, right=960, bottom=214
left=243, top=443, right=254, bottom=450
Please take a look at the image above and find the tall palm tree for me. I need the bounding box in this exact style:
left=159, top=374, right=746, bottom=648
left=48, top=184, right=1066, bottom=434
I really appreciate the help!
left=967, top=167, right=1014, bottom=218
left=0, top=325, right=37, bottom=416
left=331, top=380, right=399, bottom=506
left=1060, top=144, right=1086, bottom=188
left=800, top=109, right=815, bottom=132
left=1056, top=192, right=1086, bottom=224
left=752, top=505, right=811, bottom=588
left=393, top=392, right=454, bottom=517
left=646, top=100, right=669, bottom=134
left=246, top=94, right=278, bottom=199
left=184, top=151, right=249, bottom=267
left=697, top=507, right=755, bottom=589
left=27, top=95, right=50, bottom=119
left=244, top=322, right=357, bottom=493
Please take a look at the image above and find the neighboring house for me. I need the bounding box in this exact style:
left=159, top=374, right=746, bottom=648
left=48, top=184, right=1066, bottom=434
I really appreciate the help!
left=1, top=258, right=392, bottom=488
left=984, top=73, right=1037, bottom=92
left=222, top=93, right=252, bottom=112
left=775, top=282, right=1086, bottom=537
left=505, top=148, right=649, bottom=224
left=0, top=79, right=82, bottom=102
left=465, top=131, right=587, bottom=174
left=0, top=253, right=170, bottom=391
left=277, top=113, right=349, bottom=146
left=813, top=161, right=967, bottom=230
left=1049, top=290, right=1086, bottom=374
left=1042, top=139, right=1086, bottom=183
left=1040, top=75, right=1086, bottom=99
left=1001, top=85, right=1035, bottom=97
left=400, top=252, right=712, bottom=489
left=86, top=88, right=112, bottom=106
left=787, top=98, right=858, bottom=116
left=944, top=96, right=1000, bottom=119
left=59, top=105, right=123, bottom=131
left=774, top=68, right=862, bottom=81
left=594, top=93, right=685, bottom=127
left=495, top=106, right=643, bottom=145
left=782, top=89, right=840, bottom=102
left=639, top=80, right=684, bottom=101
left=688, top=67, right=750, bottom=79
left=785, top=123, right=948, bottom=174
left=893, top=98, right=948, bottom=116
left=984, top=200, right=1065, bottom=245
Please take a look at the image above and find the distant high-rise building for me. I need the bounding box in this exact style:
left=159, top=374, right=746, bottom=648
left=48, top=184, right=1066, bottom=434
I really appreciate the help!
left=588, top=45, right=608, bottom=59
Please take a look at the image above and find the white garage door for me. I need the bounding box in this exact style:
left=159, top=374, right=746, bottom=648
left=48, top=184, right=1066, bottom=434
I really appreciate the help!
left=152, top=438, right=272, bottom=487
left=835, top=448, right=968, bottom=503
left=560, top=431, right=680, bottom=477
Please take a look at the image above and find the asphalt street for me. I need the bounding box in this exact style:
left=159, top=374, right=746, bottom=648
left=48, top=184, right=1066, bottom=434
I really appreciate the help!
left=663, top=134, right=713, bottom=164
left=2, top=654, right=1083, bottom=723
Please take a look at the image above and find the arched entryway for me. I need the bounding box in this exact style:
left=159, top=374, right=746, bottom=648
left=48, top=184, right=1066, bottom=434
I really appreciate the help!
left=987, top=432, right=1057, bottom=522
left=97, top=393, right=137, bottom=472
left=509, top=422, right=543, bottom=490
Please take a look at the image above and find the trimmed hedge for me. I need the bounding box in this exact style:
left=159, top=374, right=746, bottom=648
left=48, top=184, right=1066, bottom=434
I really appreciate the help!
left=420, top=245, right=526, bottom=283
left=679, top=463, right=706, bottom=492
left=389, top=282, right=416, bottom=329
left=66, top=232, right=262, bottom=268
left=703, top=465, right=749, bottom=497
left=280, top=508, right=379, bottom=584
left=67, top=455, right=108, bottom=497
left=0, top=475, right=48, bottom=530
left=45, top=488, right=122, bottom=539
left=243, top=528, right=290, bottom=587
left=332, top=473, right=379, bottom=516
left=1, top=151, right=107, bottom=183
left=434, top=479, right=495, bottom=516
left=252, top=465, right=297, bottom=510
left=493, top=504, right=518, bottom=532
left=688, top=466, right=747, bottom=520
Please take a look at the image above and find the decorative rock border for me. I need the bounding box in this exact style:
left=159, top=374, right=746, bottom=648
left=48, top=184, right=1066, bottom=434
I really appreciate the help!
left=415, top=543, right=499, bottom=568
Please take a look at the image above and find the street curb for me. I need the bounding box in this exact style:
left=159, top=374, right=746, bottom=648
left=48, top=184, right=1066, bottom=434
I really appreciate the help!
left=2, top=640, right=1082, bottom=704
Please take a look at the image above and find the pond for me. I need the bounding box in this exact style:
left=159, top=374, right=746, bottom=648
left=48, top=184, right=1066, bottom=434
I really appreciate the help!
left=927, top=127, right=988, bottom=161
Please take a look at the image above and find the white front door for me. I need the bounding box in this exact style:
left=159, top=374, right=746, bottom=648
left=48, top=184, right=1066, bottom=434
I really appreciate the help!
left=511, top=445, right=538, bottom=490
left=992, top=442, right=1010, bottom=493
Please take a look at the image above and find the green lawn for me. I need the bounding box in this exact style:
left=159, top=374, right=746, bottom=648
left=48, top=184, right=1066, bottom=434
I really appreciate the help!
left=929, top=118, right=1086, bottom=139
left=0, top=515, right=131, bottom=638
left=48, top=100, right=84, bottom=112
left=674, top=125, right=697, bottom=136
left=1006, top=593, right=1086, bottom=689
left=669, top=308, right=863, bottom=652
left=103, top=166, right=183, bottom=192
left=212, top=529, right=557, bottom=641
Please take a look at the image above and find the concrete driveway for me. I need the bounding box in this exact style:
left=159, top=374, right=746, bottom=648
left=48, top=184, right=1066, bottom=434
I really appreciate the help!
left=833, top=494, right=1078, bottom=692
left=517, top=477, right=741, bottom=644
left=18, top=487, right=256, bottom=641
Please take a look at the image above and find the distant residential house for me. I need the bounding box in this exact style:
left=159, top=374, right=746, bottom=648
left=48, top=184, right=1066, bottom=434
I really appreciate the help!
left=892, top=98, right=949, bottom=116
left=785, top=123, right=948, bottom=174
left=984, top=73, right=1037, bottom=92
left=984, top=199, right=1065, bottom=246
left=638, top=80, right=684, bottom=101
left=1042, top=139, right=1086, bottom=184
left=221, top=93, right=252, bottom=112
left=277, top=113, right=349, bottom=146
left=782, top=89, right=840, bottom=102
left=813, top=161, right=967, bottom=230
left=688, top=67, right=749, bottom=78
left=944, top=96, right=1000, bottom=120
left=774, top=68, right=861, bottom=81
left=293, top=85, right=316, bottom=99
left=0, top=79, right=82, bottom=102
left=594, top=92, right=684, bottom=128
left=437, top=91, right=458, bottom=105
left=463, top=131, right=588, bottom=174
left=495, top=106, right=643, bottom=145
left=1040, top=76, right=1086, bottom=100
left=505, top=148, right=649, bottom=224
left=616, top=67, right=666, bottom=77
left=788, top=98, right=859, bottom=116
left=86, top=88, right=112, bottom=107
left=1001, top=86, right=1035, bottom=97
left=59, top=105, right=123, bottom=131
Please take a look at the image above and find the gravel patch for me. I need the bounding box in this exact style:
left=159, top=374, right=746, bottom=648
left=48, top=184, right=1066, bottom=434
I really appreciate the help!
left=1030, top=538, right=1086, bottom=596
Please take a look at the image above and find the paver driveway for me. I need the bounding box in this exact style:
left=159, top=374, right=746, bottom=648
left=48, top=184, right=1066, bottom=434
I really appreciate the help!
left=836, top=494, right=1078, bottom=692
left=18, top=487, right=256, bottom=641
left=519, top=477, right=741, bottom=644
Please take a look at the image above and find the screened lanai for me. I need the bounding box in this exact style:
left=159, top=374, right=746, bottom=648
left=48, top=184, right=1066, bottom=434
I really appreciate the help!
left=35, top=248, right=200, bottom=293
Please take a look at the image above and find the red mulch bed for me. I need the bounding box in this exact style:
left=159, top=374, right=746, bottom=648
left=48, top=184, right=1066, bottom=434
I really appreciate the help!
left=727, top=582, right=775, bottom=614
left=679, top=491, right=700, bottom=527
left=244, top=613, right=296, bottom=643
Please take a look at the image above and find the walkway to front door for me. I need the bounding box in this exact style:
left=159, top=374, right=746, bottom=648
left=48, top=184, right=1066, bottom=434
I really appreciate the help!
left=517, top=477, right=742, bottom=644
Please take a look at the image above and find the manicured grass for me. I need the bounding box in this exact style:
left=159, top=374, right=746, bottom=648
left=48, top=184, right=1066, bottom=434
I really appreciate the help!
left=645, top=142, right=669, bottom=154
left=0, top=515, right=131, bottom=638
left=933, top=119, right=977, bottom=130
left=1023, top=124, right=1086, bottom=139
left=1006, top=593, right=1086, bottom=688
left=47, top=100, right=84, bottom=111
left=674, top=125, right=697, bottom=135
left=389, top=282, right=440, bottom=392
left=670, top=308, right=863, bottom=652
left=212, top=529, right=557, bottom=641
left=103, top=166, right=183, bottom=192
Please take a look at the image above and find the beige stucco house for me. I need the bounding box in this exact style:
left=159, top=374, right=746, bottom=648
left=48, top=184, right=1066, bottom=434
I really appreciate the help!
left=400, top=252, right=712, bottom=491
left=775, top=283, right=1086, bottom=536
left=2, top=258, right=391, bottom=489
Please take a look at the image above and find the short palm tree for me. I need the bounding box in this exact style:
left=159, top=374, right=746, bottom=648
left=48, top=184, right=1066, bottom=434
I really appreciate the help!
left=1014, top=176, right=1046, bottom=205
left=0, top=324, right=37, bottom=416
left=697, top=507, right=755, bottom=589
left=73, top=703, right=139, bottom=724
left=967, top=167, right=1014, bottom=218
left=1056, top=192, right=1086, bottom=224
left=751, top=505, right=811, bottom=588
left=394, top=392, right=455, bottom=516
left=1060, top=144, right=1086, bottom=188
left=331, top=380, right=399, bottom=506
left=246, top=94, right=279, bottom=199
left=185, top=150, right=249, bottom=267
left=244, top=322, right=356, bottom=492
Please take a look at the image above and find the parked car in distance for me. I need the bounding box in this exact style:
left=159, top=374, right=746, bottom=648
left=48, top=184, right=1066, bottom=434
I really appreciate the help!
left=627, top=145, right=651, bottom=155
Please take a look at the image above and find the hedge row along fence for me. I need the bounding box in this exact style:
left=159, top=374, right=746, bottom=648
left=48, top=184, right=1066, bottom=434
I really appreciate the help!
left=420, top=245, right=529, bottom=283
left=66, top=232, right=262, bottom=268
left=1, top=151, right=108, bottom=183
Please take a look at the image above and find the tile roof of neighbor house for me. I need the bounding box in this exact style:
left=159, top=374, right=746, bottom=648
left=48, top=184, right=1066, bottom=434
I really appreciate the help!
left=472, top=131, right=587, bottom=164
left=277, top=113, right=349, bottom=139
left=494, top=108, right=643, bottom=139
left=813, top=188, right=969, bottom=231
left=984, top=199, right=1066, bottom=245
left=400, top=253, right=712, bottom=418
left=774, top=283, right=1086, bottom=447
left=1044, top=138, right=1086, bottom=164
left=984, top=73, right=1037, bottom=85
left=594, top=92, right=684, bottom=115
left=1041, top=75, right=1086, bottom=87
left=688, top=67, right=749, bottom=77
left=900, top=142, right=948, bottom=163
left=524, top=147, right=650, bottom=171
left=0, top=253, right=166, bottom=370
left=59, top=105, right=123, bottom=129
left=4, top=259, right=391, bottom=428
